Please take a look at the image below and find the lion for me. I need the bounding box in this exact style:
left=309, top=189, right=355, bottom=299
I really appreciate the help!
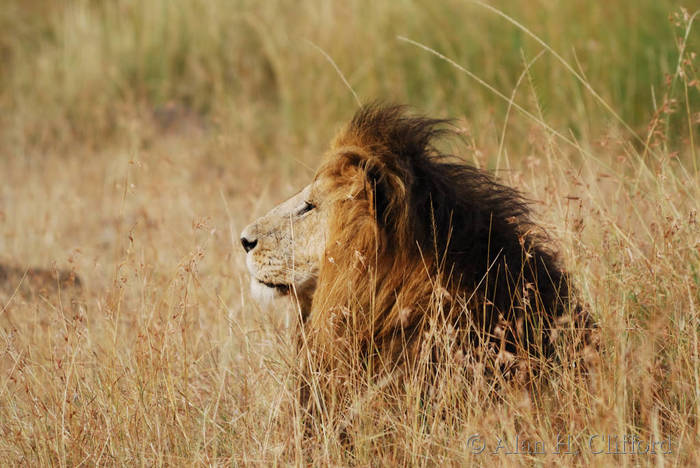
left=241, top=104, right=590, bottom=425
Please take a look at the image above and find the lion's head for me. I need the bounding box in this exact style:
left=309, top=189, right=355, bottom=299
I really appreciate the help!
left=240, top=182, right=326, bottom=310
left=241, top=104, right=587, bottom=374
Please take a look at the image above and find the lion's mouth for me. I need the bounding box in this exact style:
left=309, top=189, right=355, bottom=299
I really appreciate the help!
left=257, top=279, right=291, bottom=295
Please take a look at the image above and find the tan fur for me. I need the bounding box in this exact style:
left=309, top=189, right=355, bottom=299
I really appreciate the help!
left=241, top=105, right=591, bottom=423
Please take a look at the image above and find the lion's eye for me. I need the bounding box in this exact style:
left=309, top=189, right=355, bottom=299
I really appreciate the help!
left=297, top=201, right=315, bottom=216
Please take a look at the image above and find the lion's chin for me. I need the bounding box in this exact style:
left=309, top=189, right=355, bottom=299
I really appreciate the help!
left=250, top=279, right=291, bottom=304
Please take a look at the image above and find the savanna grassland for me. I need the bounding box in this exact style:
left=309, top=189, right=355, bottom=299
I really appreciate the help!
left=1, top=0, right=699, bottom=465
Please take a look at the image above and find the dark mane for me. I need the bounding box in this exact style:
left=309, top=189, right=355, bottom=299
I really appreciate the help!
left=316, top=103, right=581, bottom=359
left=292, top=103, right=595, bottom=435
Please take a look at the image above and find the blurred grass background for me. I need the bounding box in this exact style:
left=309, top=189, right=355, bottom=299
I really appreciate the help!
left=1, top=0, right=697, bottom=158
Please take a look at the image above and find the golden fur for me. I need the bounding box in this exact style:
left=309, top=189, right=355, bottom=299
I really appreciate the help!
left=241, top=104, right=591, bottom=421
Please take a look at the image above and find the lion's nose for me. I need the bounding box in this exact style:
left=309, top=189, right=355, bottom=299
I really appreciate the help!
left=241, top=236, right=258, bottom=253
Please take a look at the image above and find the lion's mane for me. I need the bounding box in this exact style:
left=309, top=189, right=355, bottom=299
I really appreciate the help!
left=300, top=104, right=584, bottom=389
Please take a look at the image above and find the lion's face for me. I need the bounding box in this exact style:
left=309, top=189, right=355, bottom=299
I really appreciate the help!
left=240, top=182, right=327, bottom=305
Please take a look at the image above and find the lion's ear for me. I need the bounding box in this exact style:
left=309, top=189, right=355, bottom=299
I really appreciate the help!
left=329, top=148, right=409, bottom=229
left=362, top=158, right=408, bottom=230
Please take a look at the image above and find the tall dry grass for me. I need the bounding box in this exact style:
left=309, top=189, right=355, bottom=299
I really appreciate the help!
left=0, top=0, right=698, bottom=465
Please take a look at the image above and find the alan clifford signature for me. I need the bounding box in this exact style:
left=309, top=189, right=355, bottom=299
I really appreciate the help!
left=466, top=433, right=673, bottom=456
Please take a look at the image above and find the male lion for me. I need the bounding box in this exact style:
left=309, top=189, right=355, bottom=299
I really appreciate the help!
left=241, top=105, right=589, bottom=422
